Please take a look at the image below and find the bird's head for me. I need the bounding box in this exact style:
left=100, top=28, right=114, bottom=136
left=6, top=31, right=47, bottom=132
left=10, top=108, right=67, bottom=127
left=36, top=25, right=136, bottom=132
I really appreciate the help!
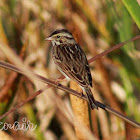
left=45, top=29, right=76, bottom=46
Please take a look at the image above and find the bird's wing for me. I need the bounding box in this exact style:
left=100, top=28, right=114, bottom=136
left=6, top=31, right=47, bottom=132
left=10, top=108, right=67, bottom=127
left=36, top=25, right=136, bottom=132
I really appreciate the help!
left=52, top=44, right=92, bottom=87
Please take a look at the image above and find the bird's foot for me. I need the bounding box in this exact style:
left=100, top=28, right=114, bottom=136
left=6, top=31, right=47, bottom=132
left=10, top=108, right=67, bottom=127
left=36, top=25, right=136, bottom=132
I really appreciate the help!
left=80, top=92, right=84, bottom=98
left=56, top=83, right=61, bottom=88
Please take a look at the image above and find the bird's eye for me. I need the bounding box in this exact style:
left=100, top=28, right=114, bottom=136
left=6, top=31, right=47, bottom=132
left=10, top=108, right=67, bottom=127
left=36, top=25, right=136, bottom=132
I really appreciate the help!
left=57, top=35, right=60, bottom=38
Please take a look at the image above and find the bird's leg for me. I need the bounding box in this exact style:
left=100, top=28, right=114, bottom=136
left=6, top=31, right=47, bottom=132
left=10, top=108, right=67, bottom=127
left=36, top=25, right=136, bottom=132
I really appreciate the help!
left=53, top=76, right=67, bottom=88
left=55, top=78, right=67, bottom=83
left=49, top=75, right=67, bottom=83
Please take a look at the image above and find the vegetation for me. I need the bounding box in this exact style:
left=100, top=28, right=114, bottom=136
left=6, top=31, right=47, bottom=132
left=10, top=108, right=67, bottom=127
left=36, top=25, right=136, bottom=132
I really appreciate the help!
left=0, top=0, right=140, bottom=139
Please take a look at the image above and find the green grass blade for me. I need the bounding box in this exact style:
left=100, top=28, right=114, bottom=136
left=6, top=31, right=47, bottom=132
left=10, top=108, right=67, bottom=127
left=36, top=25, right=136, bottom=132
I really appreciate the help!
left=122, top=0, right=140, bottom=29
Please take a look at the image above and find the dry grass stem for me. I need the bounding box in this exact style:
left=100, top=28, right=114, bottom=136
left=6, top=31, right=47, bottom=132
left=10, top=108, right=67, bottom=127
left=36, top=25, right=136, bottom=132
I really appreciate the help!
left=70, top=81, right=90, bottom=140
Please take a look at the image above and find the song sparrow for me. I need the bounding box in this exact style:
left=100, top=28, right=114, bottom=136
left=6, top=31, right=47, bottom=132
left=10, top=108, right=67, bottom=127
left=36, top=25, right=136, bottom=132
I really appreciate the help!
left=45, top=29, right=98, bottom=109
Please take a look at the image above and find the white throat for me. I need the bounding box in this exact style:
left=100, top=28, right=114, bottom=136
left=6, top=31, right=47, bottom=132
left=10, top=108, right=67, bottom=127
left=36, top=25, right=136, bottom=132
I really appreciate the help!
left=51, top=40, right=60, bottom=46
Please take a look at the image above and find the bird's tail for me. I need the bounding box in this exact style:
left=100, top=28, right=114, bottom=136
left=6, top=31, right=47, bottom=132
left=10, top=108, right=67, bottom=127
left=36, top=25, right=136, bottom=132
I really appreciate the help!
left=84, top=87, right=98, bottom=109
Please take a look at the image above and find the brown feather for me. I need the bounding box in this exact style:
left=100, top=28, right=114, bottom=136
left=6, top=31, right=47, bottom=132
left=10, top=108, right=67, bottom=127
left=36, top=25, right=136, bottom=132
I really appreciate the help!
left=52, top=44, right=92, bottom=87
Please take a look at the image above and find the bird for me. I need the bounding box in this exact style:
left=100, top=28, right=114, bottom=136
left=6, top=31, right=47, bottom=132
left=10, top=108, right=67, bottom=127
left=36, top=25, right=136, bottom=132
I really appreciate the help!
left=45, top=29, right=98, bottom=109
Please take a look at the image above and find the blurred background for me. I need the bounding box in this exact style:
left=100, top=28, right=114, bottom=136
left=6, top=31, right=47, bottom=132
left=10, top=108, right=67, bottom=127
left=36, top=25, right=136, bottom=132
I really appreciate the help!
left=0, top=0, right=140, bottom=139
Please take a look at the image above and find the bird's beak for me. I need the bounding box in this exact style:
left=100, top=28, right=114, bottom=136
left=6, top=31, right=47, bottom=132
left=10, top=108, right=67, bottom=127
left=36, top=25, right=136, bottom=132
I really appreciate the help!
left=45, top=37, right=53, bottom=41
